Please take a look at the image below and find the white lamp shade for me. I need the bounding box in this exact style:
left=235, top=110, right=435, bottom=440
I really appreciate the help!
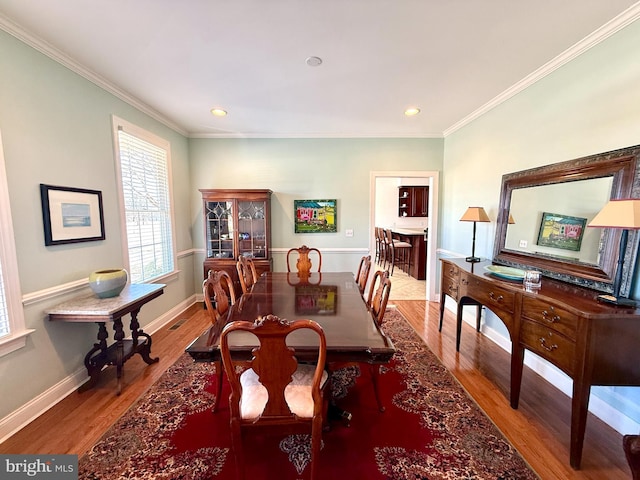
left=588, top=199, right=640, bottom=229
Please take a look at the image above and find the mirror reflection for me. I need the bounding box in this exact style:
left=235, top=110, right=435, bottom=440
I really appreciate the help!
left=493, top=144, right=640, bottom=294
left=505, top=177, right=613, bottom=265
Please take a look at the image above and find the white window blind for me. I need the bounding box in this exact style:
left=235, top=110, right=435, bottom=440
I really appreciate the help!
left=115, top=122, right=175, bottom=283
left=0, top=128, right=31, bottom=356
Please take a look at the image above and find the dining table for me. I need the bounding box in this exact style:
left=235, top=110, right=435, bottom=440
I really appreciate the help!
left=187, top=271, right=395, bottom=364
left=186, top=271, right=396, bottom=420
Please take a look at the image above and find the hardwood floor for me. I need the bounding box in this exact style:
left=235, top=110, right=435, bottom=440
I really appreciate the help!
left=0, top=300, right=632, bottom=479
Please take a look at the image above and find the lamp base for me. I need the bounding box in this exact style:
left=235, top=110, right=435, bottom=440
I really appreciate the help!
left=465, top=256, right=482, bottom=263
left=596, top=294, right=637, bottom=308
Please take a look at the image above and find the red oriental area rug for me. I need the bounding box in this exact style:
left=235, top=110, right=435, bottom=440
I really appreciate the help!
left=79, top=309, right=538, bottom=479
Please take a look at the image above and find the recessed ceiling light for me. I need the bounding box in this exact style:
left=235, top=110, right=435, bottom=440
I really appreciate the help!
left=306, top=56, right=323, bottom=67
left=210, top=108, right=227, bottom=116
left=404, top=107, right=421, bottom=116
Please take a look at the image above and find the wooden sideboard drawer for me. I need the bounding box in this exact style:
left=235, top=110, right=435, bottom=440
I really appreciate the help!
left=522, top=297, right=578, bottom=339
left=442, top=275, right=459, bottom=300
left=521, top=319, right=576, bottom=375
left=442, top=262, right=460, bottom=281
left=462, top=275, right=516, bottom=314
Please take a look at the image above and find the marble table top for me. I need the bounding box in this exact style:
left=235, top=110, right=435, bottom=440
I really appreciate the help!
left=47, top=283, right=165, bottom=319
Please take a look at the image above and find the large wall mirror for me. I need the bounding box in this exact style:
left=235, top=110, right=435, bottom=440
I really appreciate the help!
left=493, top=144, right=640, bottom=294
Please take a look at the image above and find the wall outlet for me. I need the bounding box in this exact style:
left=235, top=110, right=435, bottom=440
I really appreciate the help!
left=519, top=240, right=528, bottom=248
left=345, top=229, right=354, bottom=237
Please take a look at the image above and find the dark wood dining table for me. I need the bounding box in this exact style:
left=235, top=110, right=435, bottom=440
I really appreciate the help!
left=186, top=271, right=396, bottom=366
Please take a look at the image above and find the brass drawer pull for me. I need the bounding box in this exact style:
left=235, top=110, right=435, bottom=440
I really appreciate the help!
left=542, top=310, right=560, bottom=323
left=489, top=292, right=504, bottom=302
left=448, top=285, right=458, bottom=294
left=539, top=337, right=558, bottom=352
left=461, top=278, right=469, bottom=286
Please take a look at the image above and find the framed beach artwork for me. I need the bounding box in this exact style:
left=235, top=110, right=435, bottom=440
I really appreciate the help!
left=294, top=199, right=337, bottom=233
left=40, top=184, right=105, bottom=245
left=536, top=212, right=587, bottom=252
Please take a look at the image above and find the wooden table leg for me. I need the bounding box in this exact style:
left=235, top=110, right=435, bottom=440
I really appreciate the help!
left=113, top=318, right=125, bottom=395
left=624, top=435, right=640, bottom=480
left=130, top=307, right=159, bottom=365
left=79, top=322, right=109, bottom=392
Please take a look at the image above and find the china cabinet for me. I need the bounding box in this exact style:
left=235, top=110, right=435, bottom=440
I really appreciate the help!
left=200, top=189, right=272, bottom=290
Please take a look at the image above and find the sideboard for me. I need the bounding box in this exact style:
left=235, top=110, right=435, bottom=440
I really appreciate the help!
left=439, top=257, right=640, bottom=469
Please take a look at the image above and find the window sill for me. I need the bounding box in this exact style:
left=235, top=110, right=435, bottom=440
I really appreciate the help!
left=0, top=328, right=36, bottom=357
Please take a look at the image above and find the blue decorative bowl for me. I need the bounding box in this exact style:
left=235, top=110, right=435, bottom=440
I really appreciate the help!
left=88, top=269, right=128, bottom=298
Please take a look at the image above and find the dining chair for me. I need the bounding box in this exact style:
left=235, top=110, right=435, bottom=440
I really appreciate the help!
left=286, top=245, right=322, bottom=275
left=355, top=255, right=372, bottom=295
left=367, top=269, right=392, bottom=328
left=236, top=256, right=258, bottom=294
left=328, top=269, right=391, bottom=413
left=202, top=269, right=237, bottom=412
left=364, top=269, right=392, bottom=411
left=220, top=314, right=329, bottom=480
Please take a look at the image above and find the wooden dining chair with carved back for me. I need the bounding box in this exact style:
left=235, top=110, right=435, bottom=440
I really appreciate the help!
left=202, top=269, right=237, bottom=412
left=236, top=256, right=259, bottom=294
left=355, top=255, right=372, bottom=295
left=365, top=269, right=392, bottom=411
left=367, top=269, right=392, bottom=328
left=328, top=269, right=391, bottom=414
left=220, top=315, right=329, bottom=480
left=286, top=245, right=322, bottom=275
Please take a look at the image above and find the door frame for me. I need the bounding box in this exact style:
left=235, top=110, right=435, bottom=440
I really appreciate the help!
left=370, top=170, right=439, bottom=302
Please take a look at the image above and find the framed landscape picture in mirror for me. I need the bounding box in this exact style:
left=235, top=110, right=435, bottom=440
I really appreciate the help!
left=536, top=212, right=587, bottom=252
left=294, top=199, right=337, bottom=233
left=40, top=184, right=105, bottom=246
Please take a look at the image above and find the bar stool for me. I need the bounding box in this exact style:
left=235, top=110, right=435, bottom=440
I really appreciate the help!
left=374, top=227, right=383, bottom=265
left=383, top=229, right=411, bottom=276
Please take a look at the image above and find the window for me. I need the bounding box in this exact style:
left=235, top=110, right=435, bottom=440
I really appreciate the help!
left=112, top=117, right=176, bottom=283
left=0, top=129, right=33, bottom=357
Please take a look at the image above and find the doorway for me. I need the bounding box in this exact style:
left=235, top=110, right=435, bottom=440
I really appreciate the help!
left=369, top=171, right=439, bottom=302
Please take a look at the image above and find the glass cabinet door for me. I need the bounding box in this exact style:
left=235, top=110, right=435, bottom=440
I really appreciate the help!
left=237, top=200, right=268, bottom=259
left=204, top=201, right=235, bottom=259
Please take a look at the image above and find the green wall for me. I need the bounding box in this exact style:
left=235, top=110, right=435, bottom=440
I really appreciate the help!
left=188, top=137, right=443, bottom=276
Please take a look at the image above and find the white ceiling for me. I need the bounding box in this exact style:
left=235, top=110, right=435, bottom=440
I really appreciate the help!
left=1, top=1, right=639, bottom=138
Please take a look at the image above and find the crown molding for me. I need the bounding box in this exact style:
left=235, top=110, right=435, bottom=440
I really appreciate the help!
left=443, top=3, right=640, bottom=137
left=0, top=14, right=189, bottom=138
left=188, top=132, right=443, bottom=139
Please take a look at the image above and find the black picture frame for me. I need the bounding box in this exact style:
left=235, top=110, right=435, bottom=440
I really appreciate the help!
left=40, top=184, right=105, bottom=246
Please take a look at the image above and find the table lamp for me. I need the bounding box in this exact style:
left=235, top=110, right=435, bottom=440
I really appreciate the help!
left=587, top=198, right=640, bottom=307
left=508, top=214, right=516, bottom=224
left=460, top=207, right=491, bottom=263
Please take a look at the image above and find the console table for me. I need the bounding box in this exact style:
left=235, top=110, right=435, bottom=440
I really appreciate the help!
left=439, top=257, right=640, bottom=469
left=47, top=283, right=165, bottom=394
